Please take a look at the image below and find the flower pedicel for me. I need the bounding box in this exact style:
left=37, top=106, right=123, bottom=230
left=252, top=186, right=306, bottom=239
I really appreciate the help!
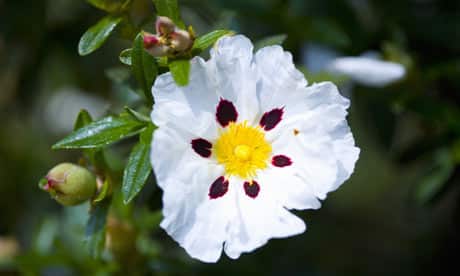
left=150, top=35, right=360, bottom=262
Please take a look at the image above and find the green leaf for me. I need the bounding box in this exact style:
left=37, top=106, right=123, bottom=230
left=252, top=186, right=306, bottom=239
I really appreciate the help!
left=122, top=128, right=153, bottom=203
left=169, top=59, right=190, bottom=86
left=74, top=109, right=93, bottom=130
left=119, top=48, right=132, bottom=65
left=140, top=123, right=155, bottom=144
left=192, top=30, right=233, bottom=52
left=124, top=106, right=151, bottom=123
left=93, top=178, right=110, bottom=203
left=87, top=0, right=131, bottom=13
left=78, top=16, right=122, bottom=56
left=415, top=149, right=454, bottom=205
left=153, top=0, right=184, bottom=29
left=52, top=115, right=146, bottom=149
left=85, top=199, right=110, bottom=258
left=254, top=34, right=287, bottom=51
left=132, top=33, right=157, bottom=102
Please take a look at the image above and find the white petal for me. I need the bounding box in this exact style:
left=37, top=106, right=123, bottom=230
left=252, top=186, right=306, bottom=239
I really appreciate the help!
left=224, top=180, right=306, bottom=259
left=257, top=168, right=321, bottom=210
left=209, top=35, right=259, bottom=123
left=327, top=56, right=406, bottom=87
left=153, top=127, right=234, bottom=262
left=269, top=82, right=359, bottom=199
left=152, top=56, right=218, bottom=139
left=254, top=45, right=309, bottom=115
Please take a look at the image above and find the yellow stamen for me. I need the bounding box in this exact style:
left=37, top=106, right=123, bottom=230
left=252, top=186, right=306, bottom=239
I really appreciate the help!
left=214, top=122, right=272, bottom=179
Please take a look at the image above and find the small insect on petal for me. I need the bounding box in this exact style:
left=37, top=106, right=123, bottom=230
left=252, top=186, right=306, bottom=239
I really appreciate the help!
left=244, top=181, right=260, bottom=198
left=191, top=138, right=212, bottom=158
left=272, top=155, right=292, bottom=167
left=209, top=176, right=229, bottom=199
left=260, top=108, right=283, bottom=131
left=216, top=98, right=238, bottom=127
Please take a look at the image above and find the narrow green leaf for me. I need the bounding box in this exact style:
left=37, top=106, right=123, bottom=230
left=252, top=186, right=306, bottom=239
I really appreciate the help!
left=254, top=34, right=287, bottom=51
left=74, top=109, right=93, bottom=130
left=119, top=48, right=132, bottom=65
left=124, top=106, right=151, bottom=123
left=153, top=0, right=184, bottom=28
left=93, top=178, right=110, bottom=203
left=122, top=142, right=152, bottom=204
left=169, top=59, right=190, bottom=86
left=140, top=124, right=155, bottom=145
left=78, top=16, right=122, bottom=56
left=52, top=115, right=146, bottom=149
left=85, top=199, right=110, bottom=258
left=192, top=30, right=233, bottom=52
left=87, top=0, right=131, bottom=13
left=132, top=33, right=157, bottom=102
left=415, top=149, right=454, bottom=205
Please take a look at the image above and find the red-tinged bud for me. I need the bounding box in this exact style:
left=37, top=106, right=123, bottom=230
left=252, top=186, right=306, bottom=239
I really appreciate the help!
left=41, top=163, right=97, bottom=206
left=170, top=29, right=194, bottom=52
left=143, top=33, right=160, bottom=49
left=155, top=16, right=175, bottom=35
left=145, top=43, right=170, bottom=57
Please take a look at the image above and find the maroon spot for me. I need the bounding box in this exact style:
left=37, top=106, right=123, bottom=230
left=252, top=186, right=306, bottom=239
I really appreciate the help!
left=260, top=108, right=283, bottom=131
left=191, top=138, right=212, bottom=158
left=216, top=99, right=238, bottom=127
left=209, top=176, right=229, bottom=199
left=244, top=181, right=260, bottom=198
left=272, top=155, right=292, bottom=167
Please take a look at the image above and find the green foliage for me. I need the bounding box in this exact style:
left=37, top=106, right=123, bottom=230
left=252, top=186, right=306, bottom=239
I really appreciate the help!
left=132, top=33, right=158, bottom=102
left=168, top=58, right=190, bottom=86
left=87, top=0, right=131, bottom=13
left=78, top=16, right=122, bottom=56
left=153, top=0, right=184, bottom=28
left=192, top=30, right=234, bottom=52
left=85, top=199, right=110, bottom=258
left=122, top=126, right=154, bottom=204
left=254, top=34, right=287, bottom=51
left=415, top=149, right=454, bottom=205
left=52, top=115, right=147, bottom=149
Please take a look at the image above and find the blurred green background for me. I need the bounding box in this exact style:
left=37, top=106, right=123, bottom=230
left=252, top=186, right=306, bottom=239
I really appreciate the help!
left=1, top=0, right=460, bottom=275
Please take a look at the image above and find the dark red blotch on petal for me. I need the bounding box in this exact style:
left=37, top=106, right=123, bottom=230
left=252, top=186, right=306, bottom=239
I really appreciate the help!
left=191, top=138, right=212, bottom=158
left=209, top=176, right=229, bottom=199
left=216, top=99, right=238, bottom=127
left=272, top=155, right=292, bottom=167
left=244, top=181, right=260, bottom=198
left=260, top=108, right=283, bottom=131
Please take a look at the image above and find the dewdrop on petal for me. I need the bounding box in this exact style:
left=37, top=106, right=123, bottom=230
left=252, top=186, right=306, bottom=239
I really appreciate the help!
left=42, top=163, right=97, bottom=206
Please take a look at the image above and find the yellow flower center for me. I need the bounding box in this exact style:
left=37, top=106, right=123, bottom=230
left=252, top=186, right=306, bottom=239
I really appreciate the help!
left=214, top=122, right=272, bottom=179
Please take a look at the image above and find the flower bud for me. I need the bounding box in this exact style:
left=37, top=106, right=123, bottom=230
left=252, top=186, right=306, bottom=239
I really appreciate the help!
left=42, top=163, right=97, bottom=206
left=155, top=16, right=175, bottom=35
left=143, top=33, right=169, bottom=57
left=170, top=30, right=193, bottom=52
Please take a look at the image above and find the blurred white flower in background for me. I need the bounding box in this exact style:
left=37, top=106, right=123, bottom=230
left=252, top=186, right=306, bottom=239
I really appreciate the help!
left=303, top=43, right=406, bottom=89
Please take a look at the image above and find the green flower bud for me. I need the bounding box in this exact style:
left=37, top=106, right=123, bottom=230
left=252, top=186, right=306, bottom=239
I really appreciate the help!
left=41, top=163, right=97, bottom=206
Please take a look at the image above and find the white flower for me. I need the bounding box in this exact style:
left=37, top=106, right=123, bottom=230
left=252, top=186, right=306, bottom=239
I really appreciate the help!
left=303, top=43, right=406, bottom=87
left=150, top=35, right=360, bottom=262
left=327, top=56, right=406, bottom=87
